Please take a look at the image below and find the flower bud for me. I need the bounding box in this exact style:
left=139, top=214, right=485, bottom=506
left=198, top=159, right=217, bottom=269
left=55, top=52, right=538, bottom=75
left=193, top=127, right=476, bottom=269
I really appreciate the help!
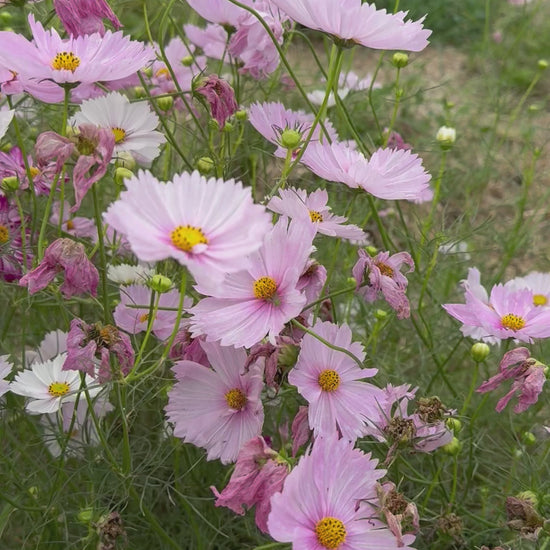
left=280, top=128, right=302, bottom=150
left=196, top=156, right=214, bottom=176
left=365, top=245, right=378, bottom=257
left=208, top=118, right=220, bottom=132
left=446, top=418, right=462, bottom=434
left=441, top=437, right=462, bottom=456
left=114, top=151, right=136, bottom=170
left=223, top=121, right=234, bottom=133
left=142, top=67, right=153, bottom=78
left=517, top=490, right=538, bottom=507
left=538, top=59, right=548, bottom=70
left=436, top=126, right=456, bottom=149
left=235, top=109, right=248, bottom=121
left=133, top=86, right=146, bottom=99
left=156, top=95, right=174, bottom=112
left=522, top=431, right=536, bottom=446
left=278, top=344, right=299, bottom=368
left=1, top=176, right=19, bottom=192
left=375, top=309, right=388, bottom=320
left=0, top=141, right=12, bottom=152
left=0, top=12, right=12, bottom=24
left=148, top=274, right=173, bottom=293
left=181, top=55, right=194, bottom=67
left=392, top=52, right=409, bottom=68
left=470, top=342, right=490, bottom=362
left=115, top=167, right=134, bottom=186
left=77, top=508, right=94, bottom=523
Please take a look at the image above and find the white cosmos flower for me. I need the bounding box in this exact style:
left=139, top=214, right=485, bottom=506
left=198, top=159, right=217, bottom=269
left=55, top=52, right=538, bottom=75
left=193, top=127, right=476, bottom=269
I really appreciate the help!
left=69, top=92, right=166, bottom=165
left=107, top=263, right=155, bottom=285
left=10, top=354, right=99, bottom=415
left=0, top=109, right=14, bottom=140
left=0, top=354, right=13, bottom=398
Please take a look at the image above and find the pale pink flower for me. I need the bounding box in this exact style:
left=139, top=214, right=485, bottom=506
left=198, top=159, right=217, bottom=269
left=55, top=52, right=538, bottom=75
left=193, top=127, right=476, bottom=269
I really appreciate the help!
left=268, top=187, right=366, bottom=241
left=212, top=436, right=288, bottom=533
left=189, top=218, right=316, bottom=348
left=25, top=330, right=68, bottom=366
left=353, top=249, right=414, bottom=319
left=290, top=405, right=311, bottom=456
left=184, top=23, right=228, bottom=60
left=103, top=170, right=271, bottom=284
left=268, top=433, right=414, bottom=549
left=113, top=284, right=181, bottom=341
left=297, top=259, right=327, bottom=306
left=270, top=0, right=431, bottom=51
left=186, top=0, right=254, bottom=26
left=53, top=0, right=121, bottom=37
left=505, top=272, right=550, bottom=308
left=477, top=347, right=547, bottom=413
left=289, top=320, right=383, bottom=442
left=165, top=341, right=264, bottom=464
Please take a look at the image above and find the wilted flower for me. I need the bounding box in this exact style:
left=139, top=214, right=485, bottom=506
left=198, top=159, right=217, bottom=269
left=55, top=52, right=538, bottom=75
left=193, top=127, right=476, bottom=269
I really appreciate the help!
left=195, top=75, right=238, bottom=128
left=53, top=0, right=122, bottom=37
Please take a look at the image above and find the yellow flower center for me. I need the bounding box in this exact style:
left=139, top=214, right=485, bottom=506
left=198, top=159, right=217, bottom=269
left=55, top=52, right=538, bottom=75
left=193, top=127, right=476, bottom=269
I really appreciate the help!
left=533, top=294, right=547, bottom=306
left=0, top=224, right=9, bottom=244
left=501, top=313, right=526, bottom=332
left=170, top=225, right=208, bottom=253
left=111, top=127, right=126, bottom=144
left=52, top=52, right=81, bottom=72
left=139, top=313, right=150, bottom=323
left=318, top=369, right=341, bottom=392
left=315, top=517, right=347, bottom=549
left=29, top=166, right=40, bottom=178
left=48, top=381, right=71, bottom=397
left=155, top=67, right=170, bottom=78
left=377, top=262, right=394, bottom=277
left=66, top=220, right=75, bottom=230
left=253, top=276, right=278, bottom=300
left=225, top=388, right=247, bottom=410
left=309, top=210, right=323, bottom=223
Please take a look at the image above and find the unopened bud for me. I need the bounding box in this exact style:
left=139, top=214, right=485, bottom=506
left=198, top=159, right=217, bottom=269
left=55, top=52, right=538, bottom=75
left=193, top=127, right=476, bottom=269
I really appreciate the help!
left=517, top=490, right=538, bottom=507
left=470, top=342, right=490, bottom=362
left=235, top=109, right=248, bottom=121
left=1, top=176, right=19, bottom=191
left=196, top=156, right=214, bottom=176
left=280, top=128, right=302, bottom=150
left=223, top=121, right=234, bottom=133
left=133, top=86, right=146, bottom=99
left=0, top=12, right=12, bottom=24
left=77, top=508, right=94, bottom=523
left=278, top=344, right=299, bottom=368
left=0, top=142, right=12, bottom=152
left=522, top=431, right=536, bottom=446
left=441, top=437, right=462, bottom=456
left=208, top=118, right=220, bottom=132
left=114, top=151, right=136, bottom=170
left=538, top=59, right=549, bottom=70
left=392, top=52, right=409, bottom=68
left=114, top=167, right=134, bottom=186
left=181, top=55, right=193, bottom=67
left=142, top=67, right=153, bottom=78
left=446, top=418, right=462, bottom=434
left=365, top=246, right=378, bottom=257
left=148, top=274, right=173, bottom=293
left=375, top=309, right=388, bottom=321
left=436, top=126, right=456, bottom=149
left=156, top=95, right=174, bottom=112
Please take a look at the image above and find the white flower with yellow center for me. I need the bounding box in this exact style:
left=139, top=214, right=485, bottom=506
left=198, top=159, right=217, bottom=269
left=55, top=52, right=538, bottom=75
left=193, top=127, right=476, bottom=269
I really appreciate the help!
left=10, top=354, right=99, bottom=415
left=0, top=109, right=14, bottom=141
left=70, top=92, right=166, bottom=165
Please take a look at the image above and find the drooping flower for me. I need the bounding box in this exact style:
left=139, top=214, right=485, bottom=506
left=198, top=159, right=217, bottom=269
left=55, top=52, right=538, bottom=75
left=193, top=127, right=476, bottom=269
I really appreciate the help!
left=113, top=284, right=181, bottom=341
left=212, top=436, right=288, bottom=533
left=19, top=238, right=99, bottom=298
left=103, top=170, right=271, bottom=284
left=165, top=341, right=264, bottom=464
left=64, top=319, right=134, bottom=382
left=195, top=75, right=238, bottom=128
left=189, top=218, right=316, bottom=348
left=10, top=354, right=99, bottom=414
left=0, top=15, right=154, bottom=103
left=270, top=0, right=431, bottom=51
left=353, top=249, right=414, bottom=319
left=268, top=433, right=414, bottom=549
left=289, top=320, right=383, bottom=442
left=69, top=92, right=165, bottom=165
left=477, top=347, right=547, bottom=413
left=268, top=187, right=366, bottom=241
left=53, top=0, right=122, bottom=37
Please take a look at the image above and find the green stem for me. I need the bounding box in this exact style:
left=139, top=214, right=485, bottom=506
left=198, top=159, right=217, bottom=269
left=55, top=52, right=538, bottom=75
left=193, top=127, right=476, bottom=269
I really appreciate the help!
left=422, top=150, right=448, bottom=244
left=131, top=291, right=161, bottom=375
left=460, top=362, right=479, bottom=415
left=384, top=67, right=402, bottom=146
left=303, top=284, right=357, bottom=312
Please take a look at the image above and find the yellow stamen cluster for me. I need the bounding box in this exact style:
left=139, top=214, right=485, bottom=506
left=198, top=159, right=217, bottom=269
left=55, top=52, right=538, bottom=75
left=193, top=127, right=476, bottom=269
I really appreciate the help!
left=111, top=127, right=127, bottom=144
left=315, top=517, right=347, bottom=549
left=171, top=225, right=208, bottom=253
left=318, top=369, right=341, bottom=392
left=48, top=381, right=71, bottom=397
left=253, top=276, right=278, bottom=300
left=52, top=52, right=81, bottom=72
left=533, top=294, right=548, bottom=306
left=377, top=262, right=394, bottom=277
left=0, top=224, right=9, bottom=244
left=309, top=210, right=323, bottom=223
left=501, top=313, right=526, bottom=332
left=225, top=388, right=247, bottom=410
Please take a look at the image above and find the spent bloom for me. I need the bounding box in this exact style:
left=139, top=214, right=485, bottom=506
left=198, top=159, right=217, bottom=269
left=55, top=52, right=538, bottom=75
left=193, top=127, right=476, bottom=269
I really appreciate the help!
left=270, top=0, right=431, bottom=51
left=268, top=188, right=366, bottom=241
left=288, top=320, right=385, bottom=442
left=165, top=341, right=264, bottom=464
left=19, top=238, right=99, bottom=298
left=212, top=436, right=288, bottom=533
left=103, top=170, right=271, bottom=284
left=353, top=249, right=414, bottom=319
left=53, top=0, right=122, bottom=37
left=268, top=433, right=414, bottom=549
left=189, top=218, right=316, bottom=348
left=477, top=347, right=547, bottom=413
left=195, top=75, right=238, bottom=128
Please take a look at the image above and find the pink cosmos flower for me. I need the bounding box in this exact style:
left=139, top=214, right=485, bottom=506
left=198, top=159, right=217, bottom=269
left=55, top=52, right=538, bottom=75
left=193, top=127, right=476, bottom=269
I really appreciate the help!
left=298, top=259, right=327, bottom=306
left=505, top=272, right=550, bottom=308
left=212, top=436, right=288, bottom=533
left=289, top=320, right=384, bottom=442
left=165, top=341, right=264, bottom=464
left=268, top=433, right=414, bottom=550
left=195, top=75, right=238, bottom=128
left=302, top=141, right=432, bottom=201
left=477, top=347, right=547, bottom=413
left=114, top=284, right=181, bottom=341
left=25, top=329, right=68, bottom=366
left=184, top=23, right=228, bottom=60
left=186, top=0, right=254, bottom=26
left=353, top=249, right=414, bottom=319
left=50, top=201, right=96, bottom=240
left=271, top=0, right=431, bottom=51
left=0, top=15, right=154, bottom=103
left=53, top=0, right=122, bottom=37
left=189, top=218, right=316, bottom=348
left=103, top=170, right=271, bottom=284
left=290, top=405, right=311, bottom=456
left=19, top=238, right=98, bottom=298
left=443, top=280, right=550, bottom=344
left=248, top=101, right=338, bottom=158
left=268, top=187, right=366, bottom=241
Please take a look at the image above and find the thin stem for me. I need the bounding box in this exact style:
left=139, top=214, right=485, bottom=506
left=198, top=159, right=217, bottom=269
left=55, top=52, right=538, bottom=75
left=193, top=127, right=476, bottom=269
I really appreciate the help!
left=422, top=150, right=448, bottom=245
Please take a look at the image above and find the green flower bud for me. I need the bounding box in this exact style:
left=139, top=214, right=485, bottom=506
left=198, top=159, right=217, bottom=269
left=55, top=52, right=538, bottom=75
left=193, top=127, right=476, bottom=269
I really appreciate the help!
left=114, top=151, right=136, bottom=170
left=181, top=55, right=194, bottom=67
left=0, top=12, right=12, bottom=24
left=196, top=157, right=214, bottom=176
left=436, top=126, right=456, bottom=150
left=375, top=309, right=388, bottom=321
left=77, top=508, right=94, bottom=523
left=208, top=118, right=220, bottom=132
left=538, top=59, right=548, bottom=70
left=223, top=121, right=234, bottom=133
left=280, top=128, right=302, bottom=150
left=133, top=86, right=146, bottom=99
left=470, top=342, right=490, bottom=362
left=156, top=95, right=174, bottom=112
left=235, top=109, right=248, bottom=121
left=114, top=167, right=134, bottom=186
left=392, top=52, right=409, bottom=68
left=142, top=67, right=153, bottom=78
left=517, top=490, right=538, bottom=507
left=441, top=437, right=462, bottom=456
left=148, top=274, right=173, bottom=294
left=365, top=246, right=378, bottom=257
left=1, top=142, right=12, bottom=153
left=278, top=344, right=299, bottom=368
left=522, top=432, right=536, bottom=446
left=446, top=418, right=462, bottom=434
left=1, top=176, right=19, bottom=192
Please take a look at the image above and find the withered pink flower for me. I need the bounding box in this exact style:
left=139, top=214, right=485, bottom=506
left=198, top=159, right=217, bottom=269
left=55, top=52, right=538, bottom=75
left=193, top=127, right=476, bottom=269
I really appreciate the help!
left=477, top=347, right=547, bottom=413
left=290, top=405, right=311, bottom=457
left=353, top=249, right=414, bottom=319
left=53, top=0, right=122, bottom=37
left=195, top=75, right=238, bottom=128
left=211, top=436, right=288, bottom=533
left=36, top=124, right=115, bottom=213
left=169, top=323, right=209, bottom=367
left=19, top=238, right=98, bottom=298
left=63, top=319, right=134, bottom=382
